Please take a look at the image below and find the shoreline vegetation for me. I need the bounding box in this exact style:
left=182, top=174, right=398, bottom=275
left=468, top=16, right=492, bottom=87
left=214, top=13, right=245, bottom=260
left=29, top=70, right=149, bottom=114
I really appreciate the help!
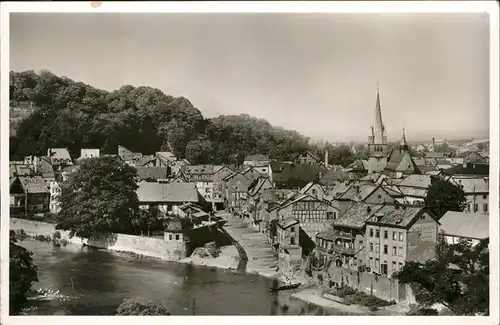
left=13, top=222, right=406, bottom=316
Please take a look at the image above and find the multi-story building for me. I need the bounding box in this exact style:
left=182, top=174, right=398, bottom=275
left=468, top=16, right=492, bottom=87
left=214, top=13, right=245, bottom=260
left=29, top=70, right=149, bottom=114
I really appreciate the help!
left=364, top=205, right=439, bottom=278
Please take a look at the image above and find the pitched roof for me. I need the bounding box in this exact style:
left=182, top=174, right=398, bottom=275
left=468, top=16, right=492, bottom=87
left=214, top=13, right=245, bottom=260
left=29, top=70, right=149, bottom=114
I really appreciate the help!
left=35, top=156, right=55, bottom=179
left=156, top=151, right=177, bottom=162
left=277, top=218, right=299, bottom=229
left=447, top=176, right=489, bottom=194
left=333, top=203, right=383, bottom=229
left=366, top=205, right=426, bottom=228
left=249, top=177, right=273, bottom=196
left=136, top=167, right=170, bottom=180
left=290, top=151, right=321, bottom=163
left=10, top=163, right=34, bottom=177
left=48, top=148, right=72, bottom=161
left=316, top=226, right=337, bottom=241
left=386, top=149, right=420, bottom=174
left=166, top=218, right=183, bottom=232
left=439, top=211, right=489, bottom=240
left=15, top=176, right=50, bottom=194
left=398, top=174, right=433, bottom=188
left=137, top=182, right=199, bottom=203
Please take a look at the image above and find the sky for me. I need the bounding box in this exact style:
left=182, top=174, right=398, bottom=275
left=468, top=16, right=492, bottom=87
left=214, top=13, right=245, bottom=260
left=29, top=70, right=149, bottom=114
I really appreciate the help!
left=10, top=13, right=490, bottom=143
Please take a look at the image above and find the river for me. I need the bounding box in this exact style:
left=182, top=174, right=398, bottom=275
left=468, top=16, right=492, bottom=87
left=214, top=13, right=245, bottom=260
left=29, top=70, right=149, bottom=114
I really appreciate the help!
left=21, top=240, right=343, bottom=316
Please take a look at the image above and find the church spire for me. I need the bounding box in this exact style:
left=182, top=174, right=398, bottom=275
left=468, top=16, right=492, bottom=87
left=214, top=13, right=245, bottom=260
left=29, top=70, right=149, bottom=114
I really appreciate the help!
left=373, top=88, right=386, bottom=144
left=400, top=128, right=409, bottom=151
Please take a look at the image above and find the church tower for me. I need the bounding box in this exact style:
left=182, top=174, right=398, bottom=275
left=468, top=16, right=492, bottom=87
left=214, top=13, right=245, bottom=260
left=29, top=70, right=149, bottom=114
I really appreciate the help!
left=367, top=89, right=388, bottom=174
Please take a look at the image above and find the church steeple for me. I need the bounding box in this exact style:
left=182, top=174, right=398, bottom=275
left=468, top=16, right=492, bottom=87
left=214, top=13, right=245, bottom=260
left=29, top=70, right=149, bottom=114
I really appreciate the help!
left=372, top=88, right=387, bottom=145
left=399, top=128, right=409, bottom=151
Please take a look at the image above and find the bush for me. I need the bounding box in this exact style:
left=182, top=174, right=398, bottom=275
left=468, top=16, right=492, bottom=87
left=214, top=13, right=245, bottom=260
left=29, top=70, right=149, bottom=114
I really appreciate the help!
left=116, top=298, right=171, bottom=315
left=406, top=308, right=439, bottom=316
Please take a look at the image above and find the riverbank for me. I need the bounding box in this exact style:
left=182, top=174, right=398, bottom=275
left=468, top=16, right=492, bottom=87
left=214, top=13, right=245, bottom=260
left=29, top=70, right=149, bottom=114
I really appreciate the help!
left=291, top=286, right=410, bottom=316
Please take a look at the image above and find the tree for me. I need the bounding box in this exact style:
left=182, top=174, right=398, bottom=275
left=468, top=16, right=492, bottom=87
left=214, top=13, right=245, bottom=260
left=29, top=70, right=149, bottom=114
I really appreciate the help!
left=394, top=236, right=489, bottom=315
left=424, top=177, right=466, bottom=219
left=185, top=138, right=214, bottom=164
left=116, top=298, right=171, bottom=315
left=56, top=156, right=139, bottom=238
left=10, top=231, right=38, bottom=315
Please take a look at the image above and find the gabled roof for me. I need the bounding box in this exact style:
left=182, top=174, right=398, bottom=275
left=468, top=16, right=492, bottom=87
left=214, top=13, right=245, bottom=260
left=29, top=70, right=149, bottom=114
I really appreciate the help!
left=299, top=181, right=326, bottom=195
left=137, top=182, right=199, bottom=203
left=386, top=149, right=420, bottom=174
left=136, top=167, right=170, bottom=181
left=333, top=203, right=383, bottom=229
left=10, top=163, right=34, bottom=178
left=439, top=211, right=489, bottom=240
left=365, top=205, right=428, bottom=229
left=157, top=151, right=177, bottom=162
left=12, top=176, right=49, bottom=194
left=248, top=177, right=273, bottom=196
left=290, top=150, right=321, bottom=163
left=277, top=193, right=332, bottom=211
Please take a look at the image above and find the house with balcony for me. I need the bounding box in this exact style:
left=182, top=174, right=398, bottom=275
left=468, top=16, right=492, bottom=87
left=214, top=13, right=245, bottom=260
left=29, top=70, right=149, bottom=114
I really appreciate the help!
left=317, top=203, right=382, bottom=271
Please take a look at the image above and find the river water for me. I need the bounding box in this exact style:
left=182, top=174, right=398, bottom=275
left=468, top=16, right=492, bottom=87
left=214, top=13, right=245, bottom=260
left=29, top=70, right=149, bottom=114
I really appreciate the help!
left=22, top=240, right=341, bottom=316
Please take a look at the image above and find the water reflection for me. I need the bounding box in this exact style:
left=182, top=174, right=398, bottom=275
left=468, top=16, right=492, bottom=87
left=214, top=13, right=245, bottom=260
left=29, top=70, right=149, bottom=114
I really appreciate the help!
left=22, top=240, right=336, bottom=315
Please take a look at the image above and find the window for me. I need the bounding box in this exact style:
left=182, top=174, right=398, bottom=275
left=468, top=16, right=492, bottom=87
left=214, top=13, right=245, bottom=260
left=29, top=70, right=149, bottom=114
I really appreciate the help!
left=474, top=204, right=478, bottom=212
left=483, top=194, right=487, bottom=199
left=484, top=203, right=488, bottom=212
left=392, top=246, right=397, bottom=256
left=377, top=194, right=382, bottom=199
left=290, top=237, right=295, bottom=245
left=327, top=211, right=333, bottom=220
left=420, top=215, right=425, bottom=220
left=375, top=244, right=380, bottom=253
left=333, top=211, right=337, bottom=219
left=175, top=234, right=180, bottom=240
left=169, top=234, right=173, bottom=240
left=369, top=228, right=374, bottom=237
left=384, top=230, right=388, bottom=239
left=290, top=227, right=295, bottom=233
left=369, top=243, right=374, bottom=252
left=398, top=246, right=404, bottom=257
left=376, top=230, right=380, bottom=238
left=399, top=232, right=403, bottom=241
left=392, top=261, right=397, bottom=272
left=369, top=257, right=373, bottom=267
left=312, top=189, right=317, bottom=195
left=383, top=245, right=388, bottom=254
left=392, top=231, right=397, bottom=240
left=358, top=240, right=363, bottom=248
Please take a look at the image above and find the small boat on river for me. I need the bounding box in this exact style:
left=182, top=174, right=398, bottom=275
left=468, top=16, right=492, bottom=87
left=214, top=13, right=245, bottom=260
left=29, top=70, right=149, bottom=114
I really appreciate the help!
left=269, top=282, right=301, bottom=292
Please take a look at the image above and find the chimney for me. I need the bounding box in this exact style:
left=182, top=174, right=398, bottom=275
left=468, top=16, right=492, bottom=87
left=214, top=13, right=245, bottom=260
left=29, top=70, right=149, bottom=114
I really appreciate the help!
left=432, top=137, right=436, bottom=152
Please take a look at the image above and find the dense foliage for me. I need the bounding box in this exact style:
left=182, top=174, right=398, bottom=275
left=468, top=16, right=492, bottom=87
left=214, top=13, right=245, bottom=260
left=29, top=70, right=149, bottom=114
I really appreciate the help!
left=116, top=298, right=171, bottom=315
left=10, top=231, right=38, bottom=315
left=394, top=237, right=489, bottom=315
left=56, top=156, right=139, bottom=238
left=424, top=177, right=467, bottom=219
left=9, top=70, right=337, bottom=165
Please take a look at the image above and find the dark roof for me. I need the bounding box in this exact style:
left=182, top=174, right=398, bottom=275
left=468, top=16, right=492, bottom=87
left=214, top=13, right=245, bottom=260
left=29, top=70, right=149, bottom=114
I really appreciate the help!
left=365, top=205, right=427, bottom=229
left=271, top=162, right=327, bottom=186
left=442, top=163, right=489, bottom=176
left=385, top=149, right=420, bottom=174
left=136, top=167, right=170, bottom=180
left=333, top=203, right=383, bottom=229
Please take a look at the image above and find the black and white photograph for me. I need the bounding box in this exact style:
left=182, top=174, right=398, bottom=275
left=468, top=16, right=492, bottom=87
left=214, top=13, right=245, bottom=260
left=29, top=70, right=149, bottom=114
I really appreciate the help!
left=1, top=1, right=498, bottom=322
